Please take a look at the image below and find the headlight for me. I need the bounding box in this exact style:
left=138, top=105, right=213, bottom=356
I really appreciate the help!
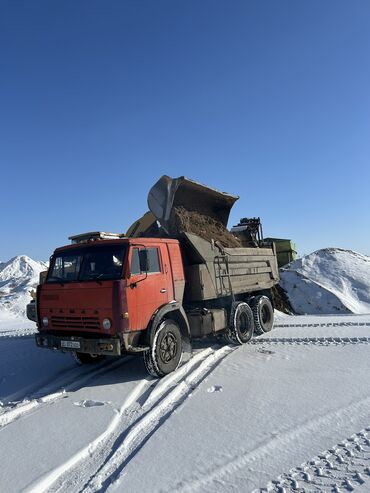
left=42, top=317, right=49, bottom=327
left=102, top=318, right=111, bottom=330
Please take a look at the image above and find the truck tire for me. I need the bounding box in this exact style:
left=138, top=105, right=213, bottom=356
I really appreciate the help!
left=144, top=319, right=183, bottom=378
left=251, top=295, right=274, bottom=335
left=73, top=352, right=105, bottom=365
left=223, top=302, right=254, bottom=345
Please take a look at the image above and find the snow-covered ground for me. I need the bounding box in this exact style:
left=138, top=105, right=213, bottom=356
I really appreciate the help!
left=0, top=315, right=36, bottom=337
left=280, top=248, right=370, bottom=315
left=0, top=314, right=369, bottom=492
left=0, top=250, right=369, bottom=491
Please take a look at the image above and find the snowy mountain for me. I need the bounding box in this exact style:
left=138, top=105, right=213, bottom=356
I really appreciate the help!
left=280, top=248, right=370, bottom=315
left=0, top=255, right=48, bottom=320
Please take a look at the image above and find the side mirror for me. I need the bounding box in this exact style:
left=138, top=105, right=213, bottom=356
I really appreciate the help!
left=129, top=249, right=149, bottom=289
left=139, top=249, right=149, bottom=273
left=39, top=271, right=48, bottom=284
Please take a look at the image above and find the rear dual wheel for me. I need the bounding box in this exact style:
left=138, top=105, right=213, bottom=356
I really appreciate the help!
left=250, top=295, right=274, bottom=335
left=224, top=302, right=254, bottom=345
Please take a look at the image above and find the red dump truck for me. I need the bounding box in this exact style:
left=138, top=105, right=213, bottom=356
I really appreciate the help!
left=28, top=176, right=279, bottom=377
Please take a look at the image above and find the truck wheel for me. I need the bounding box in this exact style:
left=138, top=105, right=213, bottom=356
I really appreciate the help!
left=144, top=319, right=183, bottom=378
left=224, top=302, right=254, bottom=345
left=251, top=295, right=274, bottom=335
left=73, top=352, right=105, bottom=365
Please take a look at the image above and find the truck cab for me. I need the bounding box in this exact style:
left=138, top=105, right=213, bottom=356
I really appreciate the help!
left=35, top=236, right=188, bottom=369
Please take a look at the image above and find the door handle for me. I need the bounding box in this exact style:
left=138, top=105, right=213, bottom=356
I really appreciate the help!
left=160, top=288, right=167, bottom=293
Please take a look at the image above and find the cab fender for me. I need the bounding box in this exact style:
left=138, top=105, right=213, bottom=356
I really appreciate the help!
left=146, top=302, right=192, bottom=362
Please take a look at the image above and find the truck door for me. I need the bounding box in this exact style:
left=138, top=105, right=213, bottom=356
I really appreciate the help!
left=126, top=244, right=172, bottom=331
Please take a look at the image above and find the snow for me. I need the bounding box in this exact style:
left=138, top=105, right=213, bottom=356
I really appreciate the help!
left=0, top=316, right=36, bottom=337
left=0, top=249, right=369, bottom=491
left=280, top=248, right=370, bottom=315
left=0, top=314, right=369, bottom=492
left=0, top=255, right=47, bottom=327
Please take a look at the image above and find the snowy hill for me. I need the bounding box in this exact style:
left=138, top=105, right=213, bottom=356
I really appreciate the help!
left=0, top=255, right=48, bottom=320
left=280, top=248, right=370, bottom=315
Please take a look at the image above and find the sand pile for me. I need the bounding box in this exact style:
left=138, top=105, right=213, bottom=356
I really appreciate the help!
left=168, top=206, right=240, bottom=248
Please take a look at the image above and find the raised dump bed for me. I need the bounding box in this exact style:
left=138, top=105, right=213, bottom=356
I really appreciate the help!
left=148, top=175, right=280, bottom=303
left=182, top=233, right=279, bottom=302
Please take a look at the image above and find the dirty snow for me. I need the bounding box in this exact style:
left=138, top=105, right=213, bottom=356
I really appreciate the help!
left=0, top=314, right=369, bottom=492
left=280, top=248, right=370, bottom=315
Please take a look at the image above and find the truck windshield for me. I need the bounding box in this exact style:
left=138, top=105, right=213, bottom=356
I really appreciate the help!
left=47, top=245, right=127, bottom=283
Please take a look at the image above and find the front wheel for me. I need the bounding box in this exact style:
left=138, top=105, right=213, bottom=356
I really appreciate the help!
left=144, top=319, right=183, bottom=378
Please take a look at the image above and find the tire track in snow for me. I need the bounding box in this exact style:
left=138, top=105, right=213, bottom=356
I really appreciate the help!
left=262, top=427, right=370, bottom=493
left=172, top=396, right=370, bottom=493
left=275, top=321, right=370, bottom=329
left=82, top=345, right=234, bottom=493
left=26, top=346, right=234, bottom=493
left=251, top=336, right=370, bottom=346
left=0, top=329, right=36, bottom=339
left=24, top=376, right=153, bottom=493
left=0, top=357, right=132, bottom=429
left=0, top=353, right=105, bottom=405
left=27, top=348, right=216, bottom=493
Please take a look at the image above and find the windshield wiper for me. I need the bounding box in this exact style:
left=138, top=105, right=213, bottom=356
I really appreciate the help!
left=80, top=273, right=106, bottom=283
left=94, top=274, right=105, bottom=284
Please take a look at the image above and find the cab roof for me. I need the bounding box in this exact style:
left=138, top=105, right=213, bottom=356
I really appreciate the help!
left=54, top=237, right=179, bottom=253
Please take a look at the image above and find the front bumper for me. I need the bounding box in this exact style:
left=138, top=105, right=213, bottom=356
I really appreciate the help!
left=35, top=333, right=121, bottom=356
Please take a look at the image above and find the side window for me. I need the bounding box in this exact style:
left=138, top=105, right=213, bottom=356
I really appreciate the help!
left=147, top=248, right=161, bottom=273
left=131, top=248, right=141, bottom=275
left=130, top=247, right=161, bottom=275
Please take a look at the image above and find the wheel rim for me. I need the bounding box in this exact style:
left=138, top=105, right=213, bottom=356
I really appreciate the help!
left=237, top=312, right=249, bottom=336
left=159, top=331, right=178, bottom=363
left=261, top=305, right=271, bottom=324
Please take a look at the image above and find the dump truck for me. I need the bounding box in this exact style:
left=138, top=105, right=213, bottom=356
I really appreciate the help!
left=29, top=176, right=279, bottom=377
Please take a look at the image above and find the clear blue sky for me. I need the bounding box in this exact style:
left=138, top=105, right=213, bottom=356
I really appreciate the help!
left=1, top=0, right=369, bottom=261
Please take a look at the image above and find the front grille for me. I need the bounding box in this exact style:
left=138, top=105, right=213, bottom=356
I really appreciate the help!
left=51, top=316, right=100, bottom=330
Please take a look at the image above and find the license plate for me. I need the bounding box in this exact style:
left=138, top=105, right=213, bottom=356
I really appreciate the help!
left=61, top=340, right=81, bottom=349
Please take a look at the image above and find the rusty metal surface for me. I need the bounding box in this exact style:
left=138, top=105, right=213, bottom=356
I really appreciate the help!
left=183, top=233, right=279, bottom=302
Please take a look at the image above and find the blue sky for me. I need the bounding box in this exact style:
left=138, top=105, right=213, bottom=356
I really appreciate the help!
left=1, top=0, right=369, bottom=261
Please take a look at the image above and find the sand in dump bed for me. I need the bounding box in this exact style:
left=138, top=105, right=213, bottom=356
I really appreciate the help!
left=168, top=206, right=241, bottom=248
